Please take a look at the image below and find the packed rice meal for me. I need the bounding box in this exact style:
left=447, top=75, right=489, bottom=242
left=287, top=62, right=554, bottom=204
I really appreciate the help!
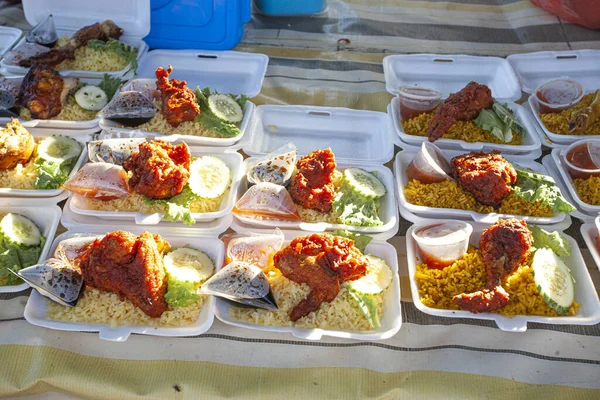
left=223, top=232, right=393, bottom=332
left=42, top=231, right=215, bottom=328
left=399, top=82, right=526, bottom=145
left=0, top=213, right=45, bottom=286
left=573, top=176, right=600, bottom=205
left=540, top=93, right=600, bottom=135
left=234, top=147, right=388, bottom=228
left=53, top=36, right=132, bottom=72
left=0, top=119, right=82, bottom=190
left=20, top=98, right=96, bottom=122
left=412, top=219, right=579, bottom=317
left=403, top=146, right=574, bottom=217
left=63, top=140, right=232, bottom=225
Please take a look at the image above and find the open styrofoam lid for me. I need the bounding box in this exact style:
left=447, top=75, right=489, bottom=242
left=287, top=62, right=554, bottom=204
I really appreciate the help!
left=383, top=54, right=521, bottom=102
left=507, top=50, right=600, bottom=94
left=22, top=0, right=150, bottom=38
left=0, top=26, right=22, bottom=57
left=243, top=105, right=394, bottom=164
left=136, top=50, right=269, bottom=98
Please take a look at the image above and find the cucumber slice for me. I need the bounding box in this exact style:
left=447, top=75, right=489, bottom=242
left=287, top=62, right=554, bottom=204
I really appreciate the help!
left=208, top=94, right=243, bottom=123
left=342, top=168, right=386, bottom=199
left=348, top=255, right=393, bottom=295
left=348, top=288, right=380, bottom=329
left=164, top=247, right=215, bottom=286
left=37, top=136, right=82, bottom=164
left=0, top=213, right=41, bottom=247
left=74, top=85, right=108, bottom=111
left=189, top=156, right=231, bottom=199
left=492, top=102, right=525, bottom=136
left=531, top=248, right=575, bottom=315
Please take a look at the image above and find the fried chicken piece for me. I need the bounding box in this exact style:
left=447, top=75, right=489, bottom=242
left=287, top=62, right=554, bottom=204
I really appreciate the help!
left=155, top=65, right=200, bottom=127
left=451, top=151, right=517, bottom=207
left=428, top=82, right=494, bottom=141
left=289, top=148, right=337, bottom=213
left=19, top=20, right=123, bottom=67
left=274, top=234, right=368, bottom=321
left=78, top=231, right=170, bottom=318
left=452, top=219, right=533, bottom=313
left=17, top=63, right=79, bottom=119
left=0, top=118, right=35, bottom=170
left=123, top=140, right=191, bottom=200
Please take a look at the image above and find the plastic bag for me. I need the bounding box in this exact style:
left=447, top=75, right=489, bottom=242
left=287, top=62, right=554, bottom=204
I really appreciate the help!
left=233, top=182, right=302, bottom=222
left=222, top=228, right=285, bottom=268
left=532, top=0, right=600, bottom=30
left=62, top=163, right=130, bottom=200
left=246, top=142, right=297, bottom=186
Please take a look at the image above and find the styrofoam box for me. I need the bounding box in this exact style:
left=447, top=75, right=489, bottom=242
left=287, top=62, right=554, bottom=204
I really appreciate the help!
left=0, top=76, right=104, bottom=129
left=580, top=217, right=600, bottom=270
left=0, top=129, right=88, bottom=199
left=215, top=231, right=402, bottom=341
left=406, top=221, right=600, bottom=332
left=383, top=54, right=521, bottom=101
left=99, top=50, right=268, bottom=147
left=0, top=203, right=61, bottom=293
left=388, top=98, right=542, bottom=156
left=549, top=148, right=600, bottom=215
left=0, top=0, right=149, bottom=80
left=243, top=105, right=395, bottom=164
left=0, top=26, right=22, bottom=58
left=68, top=149, right=243, bottom=225
left=232, top=159, right=399, bottom=240
left=394, top=150, right=566, bottom=225
left=24, top=228, right=223, bottom=341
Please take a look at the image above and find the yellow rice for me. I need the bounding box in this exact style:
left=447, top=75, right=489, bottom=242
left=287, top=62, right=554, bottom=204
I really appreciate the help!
left=540, top=93, right=600, bottom=135
left=19, top=98, right=97, bottom=122
left=47, top=288, right=204, bottom=327
left=294, top=169, right=343, bottom=224
left=402, top=112, right=523, bottom=145
left=414, top=247, right=579, bottom=316
left=54, top=36, right=130, bottom=72
left=573, top=176, right=600, bottom=205
left=81, top=191, right=227, bottom=214
left=230, top=265, right=383, bottom=331
left=404, top=179, right=553, bottom=217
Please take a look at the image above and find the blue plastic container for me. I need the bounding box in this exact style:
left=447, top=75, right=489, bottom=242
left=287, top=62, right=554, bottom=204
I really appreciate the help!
left=145, top=0, right=251, bottom=50
left=256, top=0, right=325, bottom=16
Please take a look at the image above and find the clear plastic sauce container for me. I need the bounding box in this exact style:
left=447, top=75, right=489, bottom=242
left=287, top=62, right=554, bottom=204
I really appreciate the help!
left=398, top=86, right=442, bottom=120
left=564, top=140, right=600, bottom=179
left=412, top=221, right=473, bottom=269
left=406, top=142, right=453, bottom=184
left=535, top=78, right=584, bottom=114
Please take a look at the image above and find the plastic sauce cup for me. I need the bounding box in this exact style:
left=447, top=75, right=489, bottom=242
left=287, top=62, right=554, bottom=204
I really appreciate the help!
left=564, top=139, right=600, bottom=179
left=406, top=142, right=454, bottom=184
left=412, top=221, right=473, bottom=269
left=398, top=86, right=442, bottom=120
left=534, top=78, right=584, bottom=114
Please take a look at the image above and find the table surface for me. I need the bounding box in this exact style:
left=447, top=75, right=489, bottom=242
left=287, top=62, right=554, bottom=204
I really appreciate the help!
left=1, top=1, right=600, bottom=399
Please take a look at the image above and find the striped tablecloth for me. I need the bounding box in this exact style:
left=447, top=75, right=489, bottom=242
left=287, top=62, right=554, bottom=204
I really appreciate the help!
left=1, top=1, right=600, bottom=398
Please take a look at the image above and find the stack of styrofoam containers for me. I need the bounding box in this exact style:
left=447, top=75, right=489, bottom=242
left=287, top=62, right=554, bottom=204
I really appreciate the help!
left=507, top=50, right=600, bottom=223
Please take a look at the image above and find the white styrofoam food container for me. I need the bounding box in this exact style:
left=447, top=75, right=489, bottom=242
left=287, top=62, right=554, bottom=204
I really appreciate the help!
left=0, top=203, right=61, bottom=293
left=0, top=76, right=104, bottom=129
left=99, top=50, right=269, bottom=147
left=243, top=105, right=395, bottom=164
left=0, top=0, right=150, bottom=79
left=394, top=150, right=567, bottom=225
left=580, top=217, right=600, bottom=271
left=215, top=230, right=402, bottom=341
left=388, top=98, right=542, bottom=156
left=549, top=148, right=600, bottom=215
left=0, top=129, right=88, bottom=199
left=24, top=227, right=222, bottom=341
left=383, top=54, right=522, bottom=101
left=0, top=26, right=22, bottom=58
left=406, top=221, right=600, bottom=332
left=232, top=159, right=399, bottom=240
left=68, top=149, right=243, bottom=225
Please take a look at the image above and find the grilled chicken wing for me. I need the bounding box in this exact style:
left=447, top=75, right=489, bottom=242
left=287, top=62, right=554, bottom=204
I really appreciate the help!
left=0, top=118, right=35, bottom=170
left=155, top=65, right=200, bottom=127
left=289, top=148, right=337, bottom=213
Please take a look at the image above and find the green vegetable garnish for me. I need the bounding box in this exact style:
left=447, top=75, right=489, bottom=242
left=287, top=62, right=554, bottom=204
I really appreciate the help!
left=529, top=225, right=571, bottom=258
left=164, top=278, right=201, bottom=307
left=97, top=74, right=125, bottom=100
left=193, top=87, right=247, bottom=137
left=0, top=234, right=45, bottom=286
left=333, top=181, right=383, bottom=227
left=474, top=108, right=513, bottom=143
left=348, top=288, right=380, bottom=329
left=332, top=230, right=373, bottom=253
left=512, top=169, right=576, bottom=214
left=87, top=38, right=138, bottom=74
left=144, top=186, right=200, bottom=226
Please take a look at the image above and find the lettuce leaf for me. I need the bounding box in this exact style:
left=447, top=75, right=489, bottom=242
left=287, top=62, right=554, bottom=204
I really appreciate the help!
left=348, top=288, right=380, bottom=329
left=332, top=230, right=373, bottom=253
left=97, top=74, right=125, bottom=100
left=164, top=277, right=200, bottom=307
left=333, top=184, right=383, bottom=227
left=474, top=109, right=512, bottom=143
left=144, top=186, right=199, bottom=226
left=34, top=155, right=79, bottom=190
left=193, top=86, right=245, bottom=137
left=512, top=169, right=575, bottom=213
left=529, top=225, right=571, bottom=258
left=0, top=235, right=45, bottom=285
